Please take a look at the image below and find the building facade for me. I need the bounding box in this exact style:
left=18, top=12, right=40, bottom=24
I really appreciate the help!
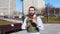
left=0, top=0, right=16, bottom=18
left=23, top=0, right=45, bottom=15
left=44, top=8, right=60, bottom=17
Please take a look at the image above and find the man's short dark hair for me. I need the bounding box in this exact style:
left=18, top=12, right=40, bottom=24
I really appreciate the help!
left=29, top=6, right=35, bottom=11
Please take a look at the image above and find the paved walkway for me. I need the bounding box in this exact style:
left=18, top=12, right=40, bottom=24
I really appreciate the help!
left=0, top=18, right=22, bottom=23
left=10, top=24, right=60, bottom=34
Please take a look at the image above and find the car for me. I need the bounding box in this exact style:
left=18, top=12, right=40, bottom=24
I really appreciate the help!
left=0, top=23, right=22, bottom=34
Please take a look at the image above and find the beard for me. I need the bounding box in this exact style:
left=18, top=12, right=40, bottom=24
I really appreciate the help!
left=29, top=13, right=34, bottom=16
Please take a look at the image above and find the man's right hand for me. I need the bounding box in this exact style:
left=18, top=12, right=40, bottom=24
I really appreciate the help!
left=26, top=22, right=31, bottom=28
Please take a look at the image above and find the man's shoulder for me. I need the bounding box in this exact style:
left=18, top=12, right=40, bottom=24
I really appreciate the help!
left=25, top=14, right=40, bottom=18
left=25, top=15, right=29, bottom=17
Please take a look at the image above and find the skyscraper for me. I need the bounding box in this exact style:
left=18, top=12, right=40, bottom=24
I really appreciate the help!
left=0, top=0, right=16, bottom=18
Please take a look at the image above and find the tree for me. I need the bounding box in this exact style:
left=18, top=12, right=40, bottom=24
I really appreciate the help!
left=45, top=3, right=54, bottom=8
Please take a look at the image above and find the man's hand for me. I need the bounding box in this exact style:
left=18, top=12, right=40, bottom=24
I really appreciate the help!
left=26, top=22, right=31, bottom=28
left=32, top=19, right=36, bottom=23
left=32, top=19, right=38, bottom=26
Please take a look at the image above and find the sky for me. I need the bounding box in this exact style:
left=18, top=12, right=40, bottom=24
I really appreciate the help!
left=45, top=0, right=60, bottom=8
left=16, top=0, right=22, bottom=12
left=16, top=0, right=60, bottom=12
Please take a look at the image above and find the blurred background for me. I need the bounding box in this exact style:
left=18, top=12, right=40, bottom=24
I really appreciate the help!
left=0, top=0, right=60, bottom=34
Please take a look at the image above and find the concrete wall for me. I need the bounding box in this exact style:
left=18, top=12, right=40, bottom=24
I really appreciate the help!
left=0, top=0, right=16, bottom=18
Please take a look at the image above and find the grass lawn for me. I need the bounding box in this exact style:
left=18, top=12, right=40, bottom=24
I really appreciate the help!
left=43, top=17, right=60, bottom=22
left=0, top=19, right=13, bottom=25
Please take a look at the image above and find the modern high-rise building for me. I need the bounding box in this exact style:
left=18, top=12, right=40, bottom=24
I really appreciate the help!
left=0, top=0, right=16, bottom=18
left=23, top=0, right=45, bottom=15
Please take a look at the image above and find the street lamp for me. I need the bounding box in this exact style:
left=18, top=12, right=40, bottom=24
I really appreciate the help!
left=9, top=0, right=10, bottom=18
left=20, top=0, right=24, bottom=21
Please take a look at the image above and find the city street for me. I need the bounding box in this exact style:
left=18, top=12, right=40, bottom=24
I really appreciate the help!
left=0, top=18, right=60, bottom=34
left=10, top=24, right=60, bottom=34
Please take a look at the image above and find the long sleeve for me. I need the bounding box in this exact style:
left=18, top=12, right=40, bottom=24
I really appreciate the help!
left=21, top=17, right=27, bottom=29
left=37, top=16, right=44, bottom=30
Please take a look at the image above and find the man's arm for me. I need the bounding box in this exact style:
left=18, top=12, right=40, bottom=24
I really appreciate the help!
left=31, top=16, right=44, bottom=30
left=37, top=16, right=44, bottom=30
left=21, top=17, right=27, bottom=29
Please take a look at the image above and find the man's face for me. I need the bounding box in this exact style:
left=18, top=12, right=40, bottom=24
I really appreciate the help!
left=29, top=8, right=35, bottom=15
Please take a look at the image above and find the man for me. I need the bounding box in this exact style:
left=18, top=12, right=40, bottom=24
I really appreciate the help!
left=21, top=6, right=44, bottom=34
